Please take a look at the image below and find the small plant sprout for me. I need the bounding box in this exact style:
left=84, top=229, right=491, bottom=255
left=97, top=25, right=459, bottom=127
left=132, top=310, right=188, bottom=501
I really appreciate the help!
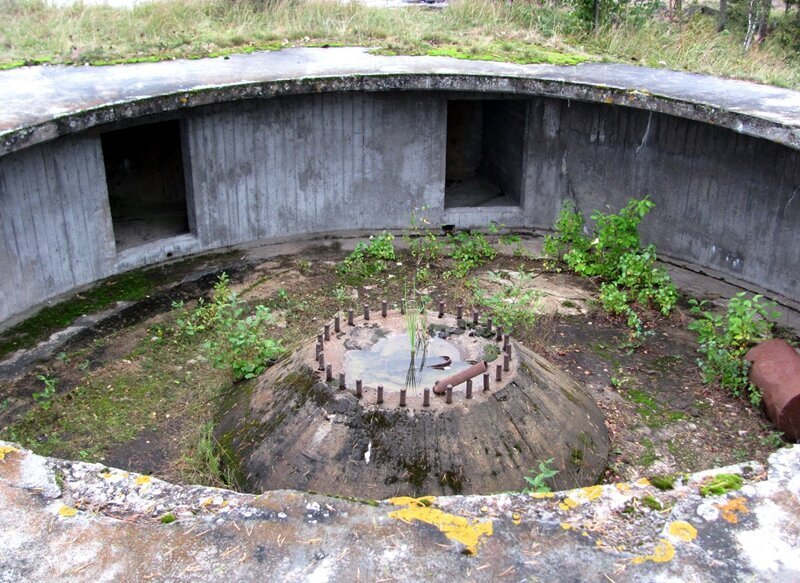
left=33, top=374, right=57, bottom=410
left=523, top=458, right=559, bottom=494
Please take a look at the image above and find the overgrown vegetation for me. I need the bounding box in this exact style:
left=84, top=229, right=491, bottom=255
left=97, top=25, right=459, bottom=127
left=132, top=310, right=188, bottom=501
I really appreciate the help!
left=445, top=230, right=497, bottom=278
left=473, top=270, right=542, bottom=334
left=699, top=472, right=743, bottom=496
left=338, top=231, right=397, bottom=282
left=688, top=292, right=779, bottom=406
left=2, top=0, right=798, bottom=88
left=544, top=197, right=677, bottom=337
left=169, top=273, right=283, bottom=381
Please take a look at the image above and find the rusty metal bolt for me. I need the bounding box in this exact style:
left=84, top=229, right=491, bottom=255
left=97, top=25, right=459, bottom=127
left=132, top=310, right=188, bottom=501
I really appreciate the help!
left=381, top=300, right=388, bottom=318
left=445, top=384, right=453, bottom=404
left=334, top=315, right=341, bottom=333
left=339, top=372, right=346, bottom=390
left=318, top=352, right=325, bottom=371
left=483, top=372, right=490, bottom=391
left=503, top=334, right=510, bottom=349
left=438, top=301, right=445, bottom=318
left=457, top=304, right=463, bottom=319
left=400, top=299, right=406, bottom=315
left=315, top=343, right=323, bottom=358
left=496, top=364, right=502, bottom=382
left=326, top=364, right=333, bottom=382
left=505, top=344, right=512, bottom=359
left=347, top=309, right=354, bottom=326
left=504, top=353, right=510, bottom=372
left=364, top=304, right=370, bottom=321
left=356, top=379, right=363, bottom=399
left=466, top=379, right=473, bottom=399
left=423, top=387, right=431, bottom=407
left=399, top=388, right=407, bottom=407
left=486, top=317, right=493, bottom=333
left=472, top=309, right=479, bottom=325
left=495, top=326, right=503, bottom=342
left=324, top=324, right=331, bottom=342
left=317, top=334, right=324, bottom=345
left=377, top=385, right=384, bottom=405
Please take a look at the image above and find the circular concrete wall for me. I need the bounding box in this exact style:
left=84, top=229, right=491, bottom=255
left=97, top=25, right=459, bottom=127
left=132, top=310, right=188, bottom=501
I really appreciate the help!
left=0, top=48, right=799, bottom=329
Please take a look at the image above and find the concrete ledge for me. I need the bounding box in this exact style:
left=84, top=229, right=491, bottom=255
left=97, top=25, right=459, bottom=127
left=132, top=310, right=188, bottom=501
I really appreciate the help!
left=1, top=440, right=798, bottom=580
left=1, top=48, right=800, bottom=157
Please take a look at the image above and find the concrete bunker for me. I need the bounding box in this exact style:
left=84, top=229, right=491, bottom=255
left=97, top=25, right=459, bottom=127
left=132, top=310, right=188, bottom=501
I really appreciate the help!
left=445, top=98, right=526, bottom=208
left=101, top=119, right=192, bottom=251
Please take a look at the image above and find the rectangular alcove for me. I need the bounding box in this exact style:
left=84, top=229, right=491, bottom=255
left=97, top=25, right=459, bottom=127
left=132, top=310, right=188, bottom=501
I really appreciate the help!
left=101, top=120, right=191, bottom=251
left=444, top=99, right=527, bottom=209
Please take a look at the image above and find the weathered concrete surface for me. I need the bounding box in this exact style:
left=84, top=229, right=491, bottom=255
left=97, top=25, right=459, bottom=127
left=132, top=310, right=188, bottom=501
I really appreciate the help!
left=1, top=440, right=798, bottom=581
left=1, top=48, right=800, bottom=155
left=226, top=316, right=609, bottom=497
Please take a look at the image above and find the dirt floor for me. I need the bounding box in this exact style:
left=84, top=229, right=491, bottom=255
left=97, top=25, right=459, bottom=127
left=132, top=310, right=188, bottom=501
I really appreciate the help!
left=0, top=233, right=793, bottom=491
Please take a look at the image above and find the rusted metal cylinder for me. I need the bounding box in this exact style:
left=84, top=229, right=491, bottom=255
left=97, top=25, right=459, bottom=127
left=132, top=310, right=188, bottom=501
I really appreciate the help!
left=495, top=326, right=503, bottom=342
left=472, top=309, right=479, bottom=325
left=400, top=389, right=407, bottom=407
left=334, top=315, right=341, bottom=333
left=339, top=372, right=346, bottom=390
left=496, top=364, right=502, bottom=382
left=486, top=317, right=493, bottom=333
left=445, top=384, right=453, bottom=404
left=347, top=309, right=354, bottom=326
left=318, top=352, right=325, bottom=371
left=324, top=324, right=330, bottom=342
left=400, top=300, right=406, bottom=315
left=433, top=361, right=488, bottom=395
left=315, top=343, right=323, bottom=358
left=457, top=304, right=463, bottom=319
left=377, top=385, right=384, bottom=405
left=746, top=339, right=800, bottom=440
left=483, top=372, right=489, bottom=391
left=326, top=364, right=333, bottom=382
left=364, top=304, right=370, bottom=321
left=505, top=344, right=512, bottom=359
left=381, top=300, right=388, bottom=318
left=438, top=301, right=445, bottom=318
left=503, top=334, right=510, bottom=349
left=356, top=379, right=363, bottom=399
left=423, top=387, right=430, bottom=407
left=504, top=353, right=510, bottom=372
left=317, top=334, right=324, bottom=345
left=466, top=379, right=473, bottom=399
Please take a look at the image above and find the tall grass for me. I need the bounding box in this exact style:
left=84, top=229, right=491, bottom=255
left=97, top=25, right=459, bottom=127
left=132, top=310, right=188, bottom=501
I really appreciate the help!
left=0, top=0, right=797, bottom=87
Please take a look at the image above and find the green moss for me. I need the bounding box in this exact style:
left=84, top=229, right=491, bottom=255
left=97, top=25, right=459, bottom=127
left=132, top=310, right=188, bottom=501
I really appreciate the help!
left=401, top=454, right=430, bottom=490
left=570, top=448, right=584, bottom=466
left=160, top=512, right=177, bottom=524
left=0, top=270, right=155, bottom=357
left=699, top=473, right=743, bottom=497
left=641, top=495, right=663, bottom=511
left=639, top=438, right=657, bottom=468
left=649, top=474, right=676, bottom=491
left=377, top=42, right=588, bottom=66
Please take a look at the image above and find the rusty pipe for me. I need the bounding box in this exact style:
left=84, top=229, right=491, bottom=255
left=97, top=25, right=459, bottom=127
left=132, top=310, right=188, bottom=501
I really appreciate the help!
left=433, top=360, right=488, bottom=395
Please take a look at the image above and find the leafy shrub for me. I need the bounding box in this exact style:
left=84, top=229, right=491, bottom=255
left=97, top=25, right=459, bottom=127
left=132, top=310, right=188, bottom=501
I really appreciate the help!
left=523, top=458, right=559, bottom=494
left=173, top=273, right=283, bottom=381
left=406, top=207, right=445, bottom=267
left=688, top=293, right=779, bottom=406
left=338, top=231, right=396, bottom=280
left=544, top=197, right=677, bottom=336
left=475, top=270, right=542, bottom=334
left=446, top=230, right=497, bottom=278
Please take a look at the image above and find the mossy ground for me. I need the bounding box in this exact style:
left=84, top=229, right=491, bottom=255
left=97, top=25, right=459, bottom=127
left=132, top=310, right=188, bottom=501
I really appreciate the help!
left=0, top=234, right=791, bottom=490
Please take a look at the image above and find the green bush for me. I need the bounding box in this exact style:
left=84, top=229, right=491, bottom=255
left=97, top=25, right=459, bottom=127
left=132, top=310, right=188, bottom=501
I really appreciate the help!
left=446, top=230, right=497, bottom=278
left=338, top=231, right=396, bottom=280
left=173, top=273, right=283, bottom=381
left=688, top=293, right=779, bottom=406
left=475, top=270, right=541, bottom=334
left=544, top=197, right=677, bottom=336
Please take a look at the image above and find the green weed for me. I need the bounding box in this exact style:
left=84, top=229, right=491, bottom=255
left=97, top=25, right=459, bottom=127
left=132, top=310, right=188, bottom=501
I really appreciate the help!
left=523, top=458, right=559, bottom=494
left=699, top=473, right=743, bottom=497
left=445, top=230, right=496, bottom=279
left=338, top=232, right=396, bottom=282
left=33, top=374, right=57, bottom=410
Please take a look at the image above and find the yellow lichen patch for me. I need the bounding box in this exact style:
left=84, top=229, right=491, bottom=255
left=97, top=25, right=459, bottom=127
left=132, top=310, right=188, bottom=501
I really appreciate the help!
left=511, top=512, right=522, bottom=525
left=558, top=497, right=579, bottom=511
left=581, top=485, right=603, bottom=501
left=529, top=491, right=555, bottom=499
left=716, top=497, right=749, bottom=524
left=667, top=520, right=698, bottom=542
left=615, top=483, right=631, bottom=493
left=636, top=478, right=651, bottom=487
left=389, top=497, right=492, bottom=555
left=58, top=505, right=78, bottom=518
left=99, top=472, right=113, bottom=479
left=135, top=475, right=152, bottom=486
left=560, top=522, right=573, bottom=530
left=631, top=539, right=675, bottom=564
left=0, top=445, right=19, bottom=462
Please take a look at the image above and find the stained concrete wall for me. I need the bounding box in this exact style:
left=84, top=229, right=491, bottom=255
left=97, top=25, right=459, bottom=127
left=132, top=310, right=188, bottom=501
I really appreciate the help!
left=0, top=89, right=798, bottom=329
left=523, top=98, right=800, bottom=302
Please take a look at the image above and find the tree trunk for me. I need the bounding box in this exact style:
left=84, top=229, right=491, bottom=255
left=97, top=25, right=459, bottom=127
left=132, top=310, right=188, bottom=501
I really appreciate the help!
left=718, top=0, right=727, bottom=32
left=593, top=0, right=601, bottom=31
left=756, top=0, right=771, bottom=41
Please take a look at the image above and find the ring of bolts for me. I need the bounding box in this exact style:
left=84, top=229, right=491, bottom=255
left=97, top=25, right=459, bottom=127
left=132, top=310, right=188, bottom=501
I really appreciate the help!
left=314, top=301, right=514, bottom=407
